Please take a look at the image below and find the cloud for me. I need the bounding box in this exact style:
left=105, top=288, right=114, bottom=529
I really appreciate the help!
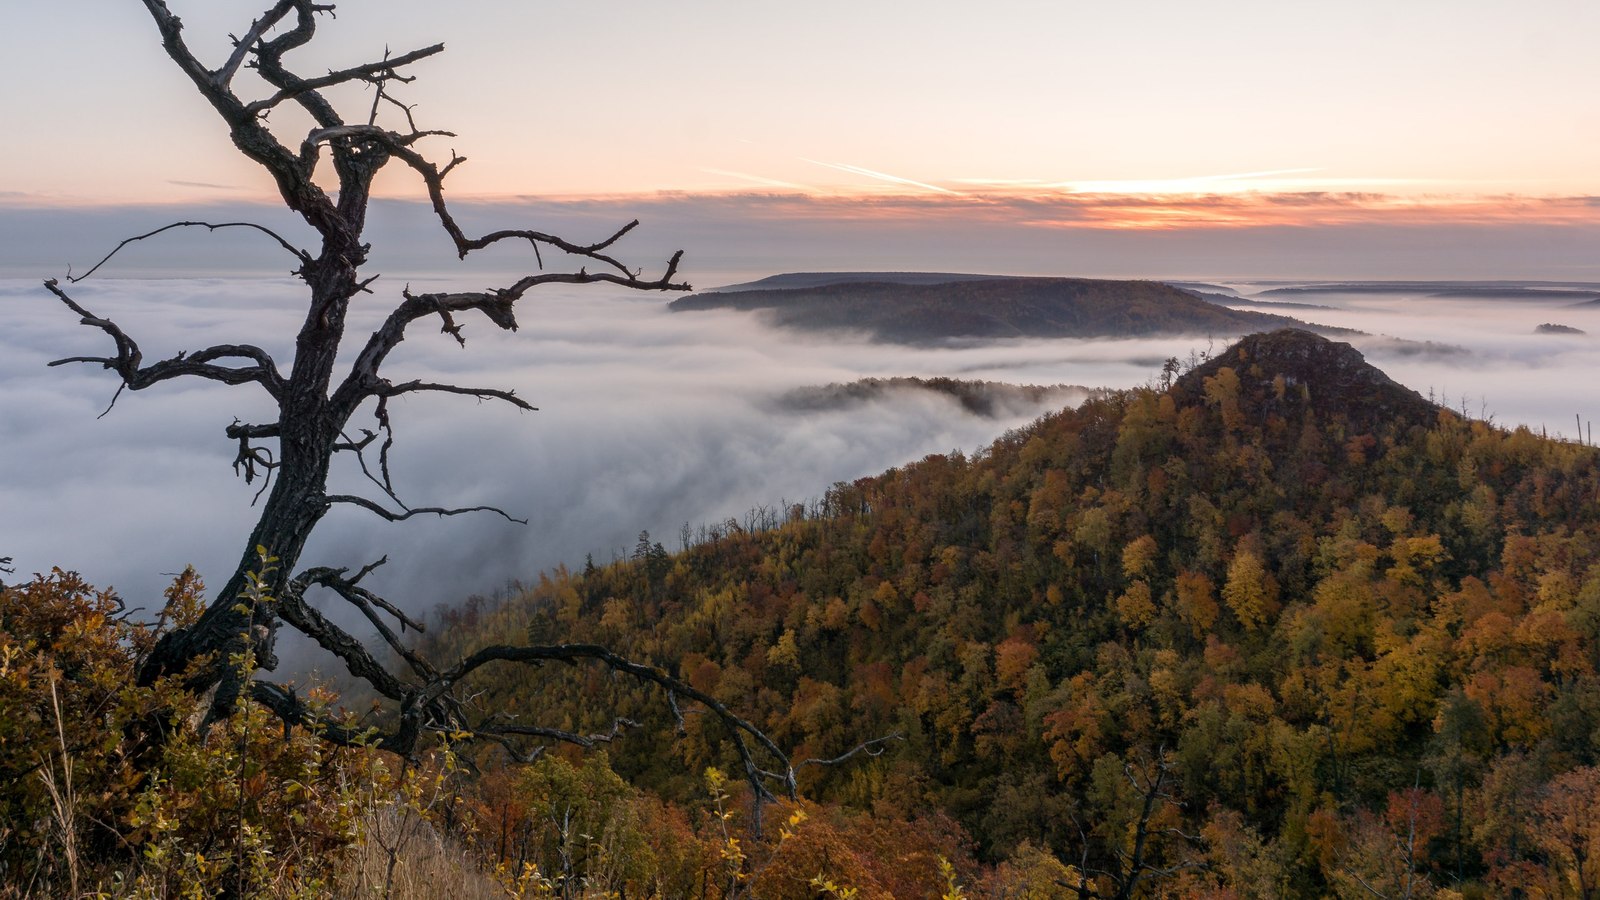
left=6, top=192, right=1600, bottom=287
left=0, top=277, right=1093, bottom=621
left=167, top=180, right=246, bottom=191
left=800, top=159, right=961, bottom=196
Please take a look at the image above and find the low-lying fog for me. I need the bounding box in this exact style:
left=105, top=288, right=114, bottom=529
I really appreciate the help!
left=3, top=275, right=1599, bottom=633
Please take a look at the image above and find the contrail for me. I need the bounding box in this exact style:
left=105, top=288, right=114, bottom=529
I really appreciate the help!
left=699, top=168, right=818, bottom=192
left=801, top=158, right=961, bottom=195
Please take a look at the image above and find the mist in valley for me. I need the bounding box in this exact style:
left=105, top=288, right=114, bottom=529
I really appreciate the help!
left=4, top=273, right=1599, bottom=666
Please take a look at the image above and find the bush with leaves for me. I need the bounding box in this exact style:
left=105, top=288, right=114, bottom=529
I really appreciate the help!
left=0, top=565, right=393, bottom=896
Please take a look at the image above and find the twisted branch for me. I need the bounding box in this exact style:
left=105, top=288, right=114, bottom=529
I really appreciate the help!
left=245, top=43, right=445, bottom=117
left=326, top=494, right=529, bottom=525
left=45, top=279, right=286, bottom=399
left=474, top=717, right=640, bottom=764
left=429, top=643, right=798, bottom=803
left=377, top=380, right=537, bottom=411
left=216, top=1, right=294, bottom=88
left=68, top=221, right=311, bottom=283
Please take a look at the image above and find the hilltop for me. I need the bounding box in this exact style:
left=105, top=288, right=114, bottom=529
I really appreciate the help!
left=671, top=273, right=1358, bottom=343
left=1172, top=328, right=1437, bottom=428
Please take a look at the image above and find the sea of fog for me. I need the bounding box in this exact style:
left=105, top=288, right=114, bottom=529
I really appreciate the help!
left=4, top=275, right=1599, bottom=644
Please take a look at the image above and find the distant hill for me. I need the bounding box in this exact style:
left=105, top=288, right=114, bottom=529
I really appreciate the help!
left=672, top=274, right=1358, bottom=343
left=710, top=271, right=1010, bottom=292
left=1257, top=280, right=1600, bottom=302
left=1179, top=288, right=1335, bottom=311
left=776, top=376, right=1095, bottom=418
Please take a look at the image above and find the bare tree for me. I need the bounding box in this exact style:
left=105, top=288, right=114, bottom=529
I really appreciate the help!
left=43, top=0, right=800, bottom=804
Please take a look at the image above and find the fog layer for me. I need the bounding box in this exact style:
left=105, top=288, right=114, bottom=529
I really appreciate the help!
left=4, top=275, right=1598, bottom=628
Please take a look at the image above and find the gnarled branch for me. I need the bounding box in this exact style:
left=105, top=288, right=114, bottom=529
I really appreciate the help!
left=800, top=732, right=906, bottom=768
left=376, top=380, right=537, bottom=411
left=45, top=279, right=286, bottom=398
left=326, top=493, right=529, bottom=525
left=276, top=575, right=414, bottom=701
left=473, top=717, right=640, bottom=764
left=67, top=220, right=311, bottom=283
left=245, top=43, right=445, bottom=117
left=431, top=642, right=798, bottom=803
left=215, top=1, right=294, bottom=88
left=292, top=562, right=433, bottom=682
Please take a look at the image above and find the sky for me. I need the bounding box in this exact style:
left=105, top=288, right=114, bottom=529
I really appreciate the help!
left=2, top=1, right=1599, bottom=282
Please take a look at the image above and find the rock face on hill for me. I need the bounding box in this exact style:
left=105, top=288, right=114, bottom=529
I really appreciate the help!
left=1173, top=328, right=1437, bottom=431
left=671, top=274, right=1356, bottom=344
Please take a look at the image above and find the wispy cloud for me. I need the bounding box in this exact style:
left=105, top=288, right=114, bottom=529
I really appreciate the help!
left=698, top=168, right=819, bottom=193
left=1047, top=168, right=1325, bottom=194
left=800, top=158, right=961, bottom=196
left=573, top=188, right=1600, bottom=231
left=167, top=180, right=245, bottom=191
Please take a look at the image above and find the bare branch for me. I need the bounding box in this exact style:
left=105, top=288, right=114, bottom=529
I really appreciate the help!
left=139, top=0, right=343, bottom=224
left=432, top=643, right=798, bottom=803
left=245, top=43, right=445, bottom=117
left=334, top=262, right=685, bottom=414
left=298, top=123, right=453, bottom=176
left=375, top=89, right=421, bottom=133
left=332, top=429, right=377, bottom=453
left=293, top=564, right=433, bottom=682
left=276, top=576, right=414, bottom=700
left=378, top=380, right=537, bottom=411
left=248, top=0, right=343, bottom=128
left=250, top=680, right=391, bottom=749
left=373, top=133, right=693, bottom=286
left=337, top=424, right=404, bottom=508
left=96, top=382, right=128, bottom=420
left=474, top=717, right=639, bottom=763
left=231, top=435, right=278, bottom=487
left=45, top=279, right=286, bottom=398
left=68, top=221, right=312, bottom=283
left=225, top=421, right=281, bottom=441
left=326, top=494, right=529, bottom=525
left=215, top=2, right=295, bottom=88
left=800, top=732, right=905, bottom=768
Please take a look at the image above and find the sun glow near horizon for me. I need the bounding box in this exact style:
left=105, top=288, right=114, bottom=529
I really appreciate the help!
left=5, top=0, right=1600, bottom=276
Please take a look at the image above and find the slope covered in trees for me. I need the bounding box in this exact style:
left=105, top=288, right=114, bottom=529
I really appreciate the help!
left=418, top=329, right=1600, bottom=896
left=670, top=276, right=1359, bottom=343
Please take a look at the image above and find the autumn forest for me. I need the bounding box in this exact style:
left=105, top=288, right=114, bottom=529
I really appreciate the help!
left=10, top=327, right=1600, bottom=896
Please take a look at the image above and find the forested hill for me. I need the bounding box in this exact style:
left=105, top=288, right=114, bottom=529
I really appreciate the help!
left=669, top=275, right=1358, bottom=343
left=776, top=376, right=1094, bottom=418
left=420, top=329, right=1600, bottom=896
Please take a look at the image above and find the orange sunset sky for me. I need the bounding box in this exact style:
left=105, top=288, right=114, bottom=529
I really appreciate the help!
left=3, top=1, right=1598, bottom=276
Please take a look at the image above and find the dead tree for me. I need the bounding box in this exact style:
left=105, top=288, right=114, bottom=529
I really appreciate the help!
left=44, top=0, right=801, bottom=805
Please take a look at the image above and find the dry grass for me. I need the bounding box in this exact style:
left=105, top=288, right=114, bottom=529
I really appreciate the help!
left=36, top=679, right=81, bottom=899
left=336, top=806, right=508, bottom=900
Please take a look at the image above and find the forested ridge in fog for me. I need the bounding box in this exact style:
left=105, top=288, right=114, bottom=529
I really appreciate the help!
left=389, top=329, right=1600, bottom=896
left=670, top=275, right=1363, bottom=343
